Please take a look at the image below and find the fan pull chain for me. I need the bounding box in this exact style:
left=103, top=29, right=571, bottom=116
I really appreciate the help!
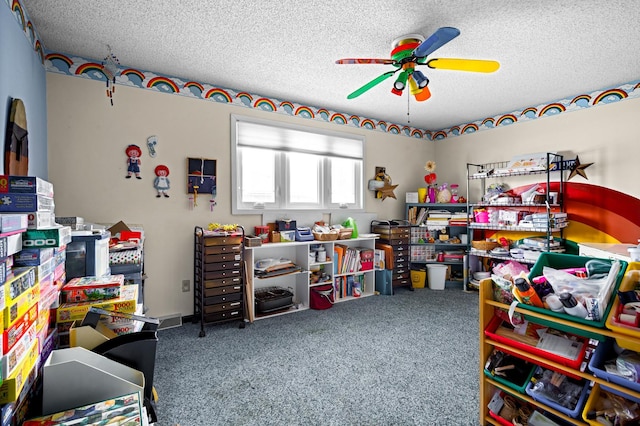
left=407, top=91, right=410, bottom=124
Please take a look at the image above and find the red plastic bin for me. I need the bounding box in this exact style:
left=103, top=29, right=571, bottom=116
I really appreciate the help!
left=485, top=315, right=588, bottom=376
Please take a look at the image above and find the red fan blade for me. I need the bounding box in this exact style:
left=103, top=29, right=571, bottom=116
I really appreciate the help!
left=336, top=58, right=396, bottom=65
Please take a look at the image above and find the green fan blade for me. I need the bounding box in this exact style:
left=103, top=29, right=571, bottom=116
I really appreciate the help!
left=347, top=71, right=397, bottom=99
left=426, top=58, right=500, bottom=73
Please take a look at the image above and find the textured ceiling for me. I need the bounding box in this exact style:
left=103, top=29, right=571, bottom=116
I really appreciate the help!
left=19, top=0, right=640, bottom=131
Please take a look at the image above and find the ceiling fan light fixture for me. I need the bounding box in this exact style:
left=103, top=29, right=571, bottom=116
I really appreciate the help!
left=408, top=77, right=421, bottom=95
left=393, top=71, right=408, bottom=91
left=412, top=70, right=429, bottom=88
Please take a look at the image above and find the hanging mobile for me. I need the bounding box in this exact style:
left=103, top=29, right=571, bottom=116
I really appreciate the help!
left=101, top=45, right=120, bottom=106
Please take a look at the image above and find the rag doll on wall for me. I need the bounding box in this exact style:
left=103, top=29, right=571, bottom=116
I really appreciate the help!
left=125, top=144, right=142, bottom=179
left=153, top=165, right=170, bottom=198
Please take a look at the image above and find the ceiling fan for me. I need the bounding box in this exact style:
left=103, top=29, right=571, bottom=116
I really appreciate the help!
left=336, top=27, right=500, bottom=102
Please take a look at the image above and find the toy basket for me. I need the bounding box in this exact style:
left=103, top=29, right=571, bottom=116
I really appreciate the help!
left=338, top=228, right=353, bottom=239
left=471, top=240, right=499, bottom=251
left=312, top=231, right=339, bottom=241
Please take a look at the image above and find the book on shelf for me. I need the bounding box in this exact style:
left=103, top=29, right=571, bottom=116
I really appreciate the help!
left=427, top=210, right=452, bottom=219
left=520, top=236, right=561, bottom=248
left=415, top=208, right=428, bottom=225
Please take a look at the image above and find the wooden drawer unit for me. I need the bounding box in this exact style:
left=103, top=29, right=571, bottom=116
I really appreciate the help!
left=194, top=226, right=246, bottom=337
left=372, top=220, right=413, bottom=291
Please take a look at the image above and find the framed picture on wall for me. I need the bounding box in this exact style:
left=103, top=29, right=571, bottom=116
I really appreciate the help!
left=187, top=157, right=216, bottom=196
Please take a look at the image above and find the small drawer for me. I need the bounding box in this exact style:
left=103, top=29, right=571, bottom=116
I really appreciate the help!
left=203, top=309, right=243, bottom=323
left=203, top=261, right=242, bottom=272
left=203, top=236, right=243, bottom=246
left=204, top=284, right=243, bottom=298
left=204, top=276, right=242, bottom=289
left=204, top=252, right=241, bottom=263
left=204, top=291, right=243, bottom=306
left=204, top=269, right=241, bottom=280
left=204, top=300, right=243, bottom=314
left=203, top=244, right=242, bottom=255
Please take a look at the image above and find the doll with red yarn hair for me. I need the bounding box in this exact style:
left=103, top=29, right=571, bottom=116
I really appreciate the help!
left=154, top=165, right=170, bottom=198
left=125, top=144, right=142, bottom=179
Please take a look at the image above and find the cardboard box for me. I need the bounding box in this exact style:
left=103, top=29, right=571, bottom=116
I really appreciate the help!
left=0, top=214, right=27, bottom=233
left=27, top=211, right=56, bottom=229
left=41, top=347, right=144, bottom=415
left=56, top=284, right=138, bottom=322
left=0, top=232, right=22, bottom=259
left=61, top=274, right=124, bottom=303
left=3, top=267, right=35, bottom=311
left=3, top=303, right=37, bottom=355
left=54, top=216, right=84, bottom=227
left=0, top=175, right=53, bottom=197
left=2, top=322, right=37, bottom=379
left=24, top=391, right=142, bottom=426
left=3, top=284, right=39, bottom=330
left=22, top=225, right=72, bottom=248
left=13, top=247, right=55, bottom=267
left=0, top=193, right=54, bottom=212
left=0, top=337, right=38, bottom=404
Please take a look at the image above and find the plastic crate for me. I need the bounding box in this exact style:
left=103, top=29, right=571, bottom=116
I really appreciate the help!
left=588, top=337, right=640, bottom=393
left=483, top=350, right=537, bottom=393
left=581, top=382, right=640, bottom=425
left=522, top=253, right=628, bottom=338
left=605, top=265, right=640, bottom=351
left=485, top=315, right=588, bottom=374
left=524, top=367, right=590, bottom=418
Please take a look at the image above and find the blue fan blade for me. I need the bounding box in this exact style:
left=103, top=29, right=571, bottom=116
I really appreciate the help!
left=413, top=27, right=460, bottom=58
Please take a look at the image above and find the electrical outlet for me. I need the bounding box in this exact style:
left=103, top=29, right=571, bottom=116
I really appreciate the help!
left=182, top=279, right=190, bottom=292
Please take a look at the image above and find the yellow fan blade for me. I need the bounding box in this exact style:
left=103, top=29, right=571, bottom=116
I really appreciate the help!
left=426, top=58, right=500, bottom=73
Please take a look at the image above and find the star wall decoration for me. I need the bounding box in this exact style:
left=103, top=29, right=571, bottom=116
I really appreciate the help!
left=378, top=182, right=398, bottom=200
left=567, top=156, right=593, bottom=180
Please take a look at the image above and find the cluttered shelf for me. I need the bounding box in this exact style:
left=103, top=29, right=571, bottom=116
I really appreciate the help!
left=479, top=253, right=640, bottom=425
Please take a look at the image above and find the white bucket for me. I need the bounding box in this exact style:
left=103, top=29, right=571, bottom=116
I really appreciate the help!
left=427, top=264, right=448, bottom=290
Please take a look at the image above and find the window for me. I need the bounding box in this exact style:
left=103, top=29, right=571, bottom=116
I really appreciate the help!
left=231, top=115, right=364, bottom=214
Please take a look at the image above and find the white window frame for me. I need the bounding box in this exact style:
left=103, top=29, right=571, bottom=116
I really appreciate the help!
left=231, top=115, right=364, bottom=214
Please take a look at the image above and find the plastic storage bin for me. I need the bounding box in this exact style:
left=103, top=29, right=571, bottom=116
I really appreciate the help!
left=605, top=266, right=640, bottom=351
left=524, top=367, right=590, bottom=418
left=484, top=315, right=588, bottom=374
left=588, top=337, right=640, bottom=393
left=523, top=253, right=628, bottom=338
left=581, top=382, right=640, bottom=425
left=483, top=350, right=537, bottom=393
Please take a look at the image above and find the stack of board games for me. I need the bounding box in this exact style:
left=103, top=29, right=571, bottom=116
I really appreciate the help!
left=0, top=176, right=71, bottom=425
left=56, top=284, right=138, bottom=348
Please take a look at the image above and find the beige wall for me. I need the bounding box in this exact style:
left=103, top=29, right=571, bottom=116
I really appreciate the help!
left=46, top=73, right=433, bottom=317
left=47, top=72, right=640, bottom=317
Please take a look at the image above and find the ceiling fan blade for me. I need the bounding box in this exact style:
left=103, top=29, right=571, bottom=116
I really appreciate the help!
left=347, top=71, right=396, bottom=99
left=414, top=85, right=432, bottom=102
left=426, top=58, right=500, bottom=73
left=413, top=27, right=460, bottom=58
left=336, top=58, right=396, bottom=65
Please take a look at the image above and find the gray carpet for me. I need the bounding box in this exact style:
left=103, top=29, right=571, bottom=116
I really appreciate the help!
left=153, top=287, right=480, bottom=426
